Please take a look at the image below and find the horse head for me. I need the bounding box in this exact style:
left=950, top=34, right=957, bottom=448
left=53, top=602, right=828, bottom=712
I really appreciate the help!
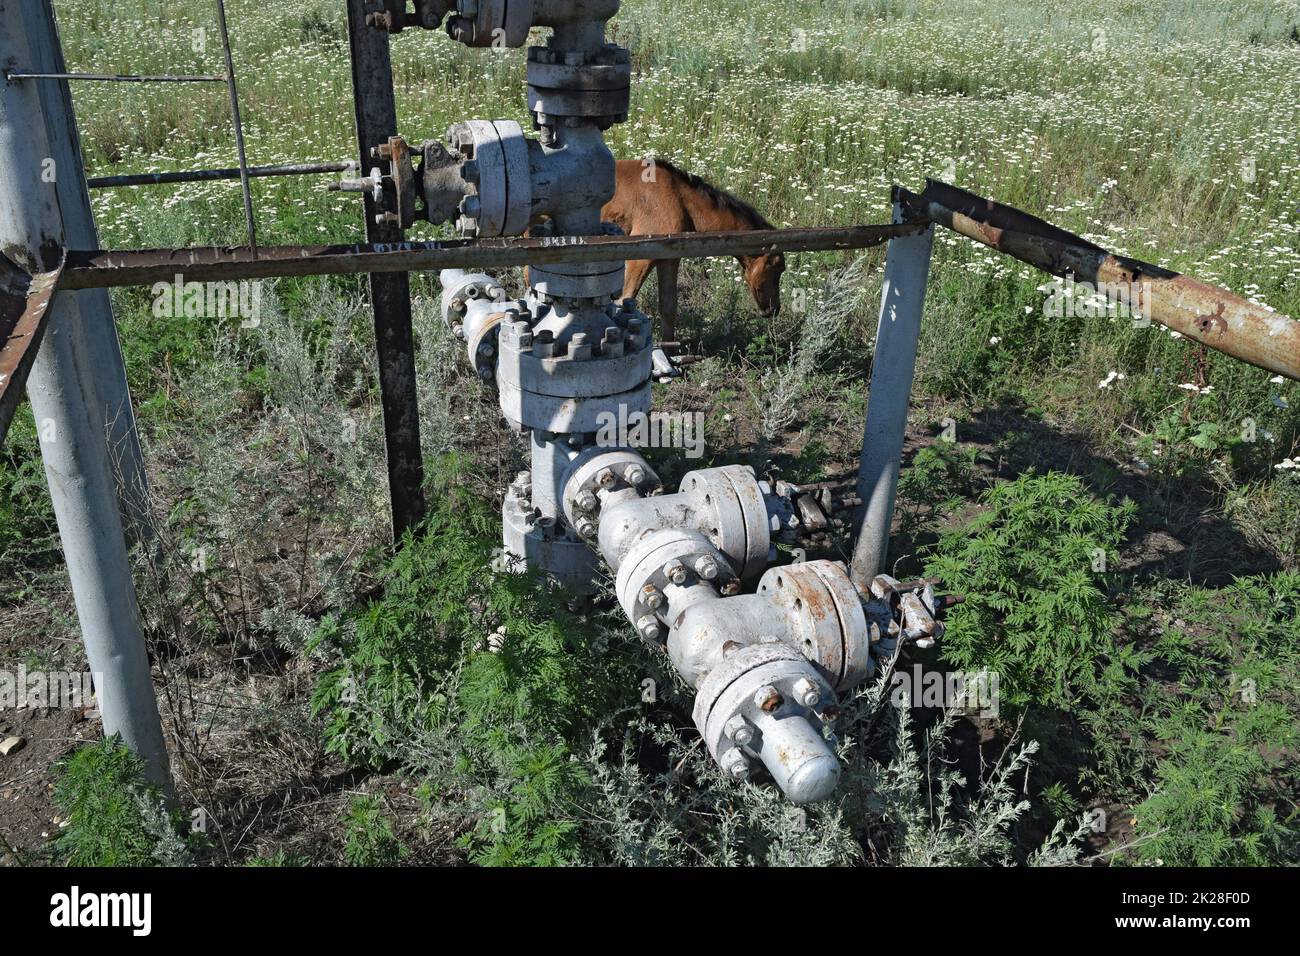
left=743, top=252, right=786, bottom=317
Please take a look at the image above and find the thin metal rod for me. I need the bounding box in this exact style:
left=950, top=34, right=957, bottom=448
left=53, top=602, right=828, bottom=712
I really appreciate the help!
left=60, top=223, right=919, bottom=289
left=214, top=0, right=257, bottom=255
left=3, top=70, right=225, bottom=82
left=88, top=160, right=353, bottom=189
left=850, top=207, right=935, bottom=590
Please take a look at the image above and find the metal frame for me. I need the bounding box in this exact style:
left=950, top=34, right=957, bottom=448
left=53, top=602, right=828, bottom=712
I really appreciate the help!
left=346, top=0, right=426, bottom=538
left=3, top=0, right=1297, bottom=803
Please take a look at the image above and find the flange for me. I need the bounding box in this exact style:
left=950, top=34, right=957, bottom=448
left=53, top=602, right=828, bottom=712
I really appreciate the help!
left=446, top=119, right=532, bottom=237
left=614, top=528, right=736, bottom=638
left=757, top=560, right=873, bottom=691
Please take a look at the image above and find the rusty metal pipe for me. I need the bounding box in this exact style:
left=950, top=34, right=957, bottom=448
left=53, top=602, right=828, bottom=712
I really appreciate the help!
left=903, top=182, right=1300, bottom=382
left=60, top=222, right=919, bottom=290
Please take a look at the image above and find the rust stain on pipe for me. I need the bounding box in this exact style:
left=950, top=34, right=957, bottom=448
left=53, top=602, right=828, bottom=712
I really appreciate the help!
left=902, top=180, right=1300, bottom=382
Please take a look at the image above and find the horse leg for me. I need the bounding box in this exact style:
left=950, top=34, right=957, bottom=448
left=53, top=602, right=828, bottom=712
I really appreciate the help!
left=655, top=259, right=679, bottom=342
left=622, top=258, right=655, bottom=306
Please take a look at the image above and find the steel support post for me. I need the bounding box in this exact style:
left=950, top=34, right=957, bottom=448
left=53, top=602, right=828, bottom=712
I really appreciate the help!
left=850, top=206, right=934, bottom=591
left=21, top=0, right=153, bottom=545
left=1, top=0, right=170, bottom=789
left=346, top=0, right=425, bottom=539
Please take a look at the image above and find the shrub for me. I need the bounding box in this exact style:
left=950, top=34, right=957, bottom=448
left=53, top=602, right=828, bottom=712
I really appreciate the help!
left=924, top=472, right=1137, bottom=711
left=310, top=459, right=634, bottom=866
left=341, top=796, right=407, bottom=866
left=52, top=736, right=191, bottom=867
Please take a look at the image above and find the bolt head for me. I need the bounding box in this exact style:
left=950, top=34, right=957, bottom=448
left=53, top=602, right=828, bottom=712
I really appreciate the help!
left=641, top=585, right=664, bottom=609
left=754, top=685, right=783, bottom=712
left=596, top=467, right=616, bottom=488
left=625, top=465, right=646, bottom=487
left=694, top=556, right=719, bottom=580
left=793, top=677, right=822, bottom=708
left=575, top=490, right=597, bottom=512
left=576, top=519, right=596, bottom=539
left=636, top=615, right=660, bottom=640
left=724, top=715, right=754, bottom=747
left=663, top=559, right=687, bottom=585
left=721, top=748, right=750, bottom=781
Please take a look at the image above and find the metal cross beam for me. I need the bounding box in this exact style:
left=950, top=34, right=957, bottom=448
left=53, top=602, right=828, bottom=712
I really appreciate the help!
left=58, top=224, right=919, bottom=289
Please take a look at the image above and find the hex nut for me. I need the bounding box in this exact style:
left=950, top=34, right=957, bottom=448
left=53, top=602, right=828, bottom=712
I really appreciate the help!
left=793, top=677, right=821, bottom=708
left=663, top=559, right=687, bottom=585
left=724, top=715, right=754, bottom=747
left=721, top=748, right=750, bottom=781
left=754, top=685, right=783, bottom=712
left=694, top=556, right=719, bottom=580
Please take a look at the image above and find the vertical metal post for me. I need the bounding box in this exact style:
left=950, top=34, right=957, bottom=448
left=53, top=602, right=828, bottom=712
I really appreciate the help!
left=346, top=0, right=426, bottom=539
left=21, top=0, right=154, bottom=547
left=849, top=202, right=934, bottom=591
left=1, top=2, right=170, bottom=789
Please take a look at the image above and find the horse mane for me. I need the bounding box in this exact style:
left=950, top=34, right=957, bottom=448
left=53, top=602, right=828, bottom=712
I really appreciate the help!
left=654, top=158, right=774, bottom=231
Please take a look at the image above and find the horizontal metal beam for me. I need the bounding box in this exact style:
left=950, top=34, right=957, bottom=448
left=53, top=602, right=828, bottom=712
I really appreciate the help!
left=904, top=180, right=1300, bottom=382
left=87, top=161, right=354, bottom=189
left=60, top=223, right=921, bottom=290
left=3, top=70, right=224, bottom=83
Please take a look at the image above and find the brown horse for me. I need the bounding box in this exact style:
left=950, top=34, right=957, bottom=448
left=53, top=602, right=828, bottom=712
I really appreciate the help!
left=602, top=159, right=785, bottom=340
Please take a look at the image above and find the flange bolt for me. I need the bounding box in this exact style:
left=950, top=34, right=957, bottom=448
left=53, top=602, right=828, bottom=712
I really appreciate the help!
left=694, top=556, right=719, bottom=580
left=754, top=685, right=783, bottom=712
left=721, top=748, right=750, bottom=781
left=663, top=559, right=687, bottom=585
left=793, top=677, right=822, bottom=708
left=724, top=715, right=754, bottom=747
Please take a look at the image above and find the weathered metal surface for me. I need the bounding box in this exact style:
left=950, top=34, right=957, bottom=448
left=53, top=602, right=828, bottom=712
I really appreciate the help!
left=347, top=0, right=426, bottom=539
left=88, top=161, right=352, bottom=190
left=0, top=255, right=62, bottom=445
left=61, top=223, right=919, bottom=289
left=904, top=180, right=1300, bottom=382
left=851, top=206, right=934, bottom=589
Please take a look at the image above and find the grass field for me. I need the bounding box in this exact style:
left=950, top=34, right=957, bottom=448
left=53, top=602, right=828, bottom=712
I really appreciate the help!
left=1, top=0, right=1298, bottom=866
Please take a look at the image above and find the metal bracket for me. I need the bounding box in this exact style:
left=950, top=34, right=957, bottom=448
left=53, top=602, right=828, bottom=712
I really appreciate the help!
left=0, top=251, right=64, bottom=446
